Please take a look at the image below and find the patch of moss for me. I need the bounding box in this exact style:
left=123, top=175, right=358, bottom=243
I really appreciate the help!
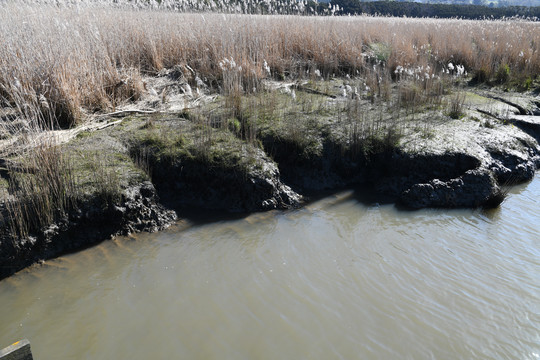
left=65, top=130, right=149, bottom=199
left=76, top=131, right=92, bottom=139
left=127, top=117, right=263, bottom=177
left=0, top=176, right=9, bottom=199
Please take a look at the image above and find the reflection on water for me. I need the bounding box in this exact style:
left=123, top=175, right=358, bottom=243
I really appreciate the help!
left=1, top=177, right=539, bottom=359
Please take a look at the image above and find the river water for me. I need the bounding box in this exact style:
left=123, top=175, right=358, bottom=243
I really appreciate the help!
left=0, top=177, right=539, bottom=359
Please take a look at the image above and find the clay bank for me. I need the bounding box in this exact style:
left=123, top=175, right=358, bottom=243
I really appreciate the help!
left=0, top=73, right=539, bottom=280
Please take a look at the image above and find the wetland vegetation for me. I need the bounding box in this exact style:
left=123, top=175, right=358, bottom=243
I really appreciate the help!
left=0, top=1, right=539, bottom=278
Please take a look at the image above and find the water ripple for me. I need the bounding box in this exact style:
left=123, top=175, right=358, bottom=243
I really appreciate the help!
left=1, top=178, right=539, bottom=359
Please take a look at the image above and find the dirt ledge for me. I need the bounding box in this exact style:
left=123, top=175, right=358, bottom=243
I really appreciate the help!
left=0, top=80, right=539, bottom=281
left=0, top=181, right=176, bottom=280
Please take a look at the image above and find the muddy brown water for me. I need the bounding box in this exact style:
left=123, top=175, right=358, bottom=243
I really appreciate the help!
left=0, top=176, right=539, bottom=359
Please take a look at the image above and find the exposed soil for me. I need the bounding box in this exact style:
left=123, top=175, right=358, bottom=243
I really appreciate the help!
left=0, top=74, right=539, bottom=280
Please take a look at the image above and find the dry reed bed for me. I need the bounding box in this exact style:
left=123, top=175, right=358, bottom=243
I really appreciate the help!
left=0, top=2, right=538, bottom=240
left=0, top=3, right=539, bottom=130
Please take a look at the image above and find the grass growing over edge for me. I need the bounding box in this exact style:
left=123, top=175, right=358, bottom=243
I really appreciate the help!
left=5, top=142, right=78, bottom=239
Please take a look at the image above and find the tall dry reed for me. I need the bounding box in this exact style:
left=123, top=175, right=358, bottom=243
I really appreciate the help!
left=0, top=2, right=538, bottom=128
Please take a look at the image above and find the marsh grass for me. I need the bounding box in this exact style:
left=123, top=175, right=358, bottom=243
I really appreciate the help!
left=130, top=115, right=262, bottom=184
left=0, top=2, right=538, bottom=237
left=447, top=91, right=467, bottom=119
left=0, top=123, right=132, bottom=239
left=1, top=3, right=539, bottom=129
left=5, top=142, right=78, bottom=239
left=85, top=153, right=123, bottom=206
left=344, top=101, right=402, bottom=158
left=3, top=143, right=130, bottom=239
left=132, top=146, right=153, bottom=179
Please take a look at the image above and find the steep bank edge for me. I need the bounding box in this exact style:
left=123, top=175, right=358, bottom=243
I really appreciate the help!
left=1, top=108, right=539, bottom=281
left=0, top=181, right=176, bottom=281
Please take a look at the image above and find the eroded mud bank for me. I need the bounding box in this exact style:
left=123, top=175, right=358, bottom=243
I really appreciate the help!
left=1, top=79, right=539, bottom=280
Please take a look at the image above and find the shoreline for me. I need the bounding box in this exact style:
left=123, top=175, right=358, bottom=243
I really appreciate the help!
left=0, top=79, right=539, bottom=281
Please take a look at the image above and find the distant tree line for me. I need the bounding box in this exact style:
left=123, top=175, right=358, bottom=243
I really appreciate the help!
left=321, top=0, right=540, bottom=19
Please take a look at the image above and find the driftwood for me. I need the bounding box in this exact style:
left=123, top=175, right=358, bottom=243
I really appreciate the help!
left=93, top=119, right=124, bottom=130
left=0, top=113, right=138, bottom=162
left=293, top=84, right=337, bottom=99
left=97, top=109, right=157, bottom=118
